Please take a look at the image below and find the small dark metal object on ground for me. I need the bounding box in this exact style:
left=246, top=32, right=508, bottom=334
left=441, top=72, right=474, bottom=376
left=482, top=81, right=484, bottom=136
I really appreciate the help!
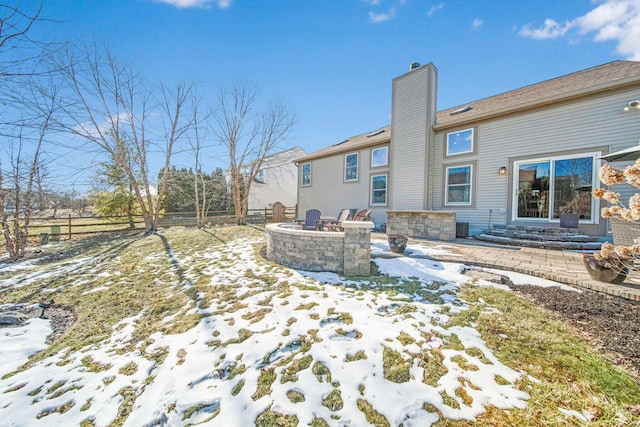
left=39, top=299, right=55, bottom=318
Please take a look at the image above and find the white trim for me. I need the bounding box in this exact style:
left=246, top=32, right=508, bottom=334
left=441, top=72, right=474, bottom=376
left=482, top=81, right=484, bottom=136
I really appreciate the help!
left=301, top=162, right=312, bottom=187
left=511, top=151, right=600, bottom=223
left=344, top=152, right=359, bottom=182
left=446, top=128, right=474, bottom=156
left=371, top=146, right=388, bottom=167
left=444, top=164, right=473, bottom=206
left=370, top=174, right=388, bottom=206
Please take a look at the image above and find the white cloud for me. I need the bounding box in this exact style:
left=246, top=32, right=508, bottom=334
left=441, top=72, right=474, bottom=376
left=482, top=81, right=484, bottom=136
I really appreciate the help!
left=519, top=18, right=570, bottom=39
left=369, top=8, right=396, bottom=23
left=427, top=3, right=444, bottom=18
left=362, top=0, right=382, bottom=5
left=472, top=17, right=484, bottom=30
left=518, top=0, right=640, bottom=60
left=154, top=0, right=232, bottom=9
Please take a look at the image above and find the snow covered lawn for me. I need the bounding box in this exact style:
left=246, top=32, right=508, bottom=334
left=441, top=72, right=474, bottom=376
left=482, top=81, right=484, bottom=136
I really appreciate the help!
left=0, top=228, right=637, bottom=426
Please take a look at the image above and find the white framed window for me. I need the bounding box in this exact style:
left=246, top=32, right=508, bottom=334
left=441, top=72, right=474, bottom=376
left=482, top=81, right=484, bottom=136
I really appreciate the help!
left=370, top=174, right=387, bottom=206
left=302, top=163, right=311, bottom=186
left=371, top=147, right=388, bottom=167
left=446, top=128, right=474, bottom=156
left=345, top=153, right=358, bottom=182
left=445, top=165, right=472, bottom=205
left=255, top=168, right=265, bottom=183
left=513, top=153, right=598, bottom=222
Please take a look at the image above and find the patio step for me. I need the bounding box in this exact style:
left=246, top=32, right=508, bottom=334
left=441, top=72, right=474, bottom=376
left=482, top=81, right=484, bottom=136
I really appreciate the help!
left=475, top=224, right=603, bottom=251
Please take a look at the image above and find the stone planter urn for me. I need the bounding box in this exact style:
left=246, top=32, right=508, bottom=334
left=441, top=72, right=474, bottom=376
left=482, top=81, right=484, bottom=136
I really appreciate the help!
left=582, top=253, right=630, bottom=284
left=388, top=235, right=408, bottom=254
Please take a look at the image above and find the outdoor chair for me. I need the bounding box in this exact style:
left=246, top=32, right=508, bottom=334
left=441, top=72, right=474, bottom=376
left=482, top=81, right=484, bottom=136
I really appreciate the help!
left=353, top=209, right=372, bottom=221
left=301, top=209, right=321, bottom=230
left=325, top=208, right=351, bottom=232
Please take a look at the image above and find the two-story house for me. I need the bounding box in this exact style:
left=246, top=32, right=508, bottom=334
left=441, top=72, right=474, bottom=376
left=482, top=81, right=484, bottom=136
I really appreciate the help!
left=295, top=60, right=640, bottom=238
left=248, top=146, right=307, bottom=211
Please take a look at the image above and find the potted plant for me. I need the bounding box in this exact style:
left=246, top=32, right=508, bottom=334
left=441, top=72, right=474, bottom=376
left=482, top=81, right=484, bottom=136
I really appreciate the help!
left=590, top=156, right=640, bottom=283
left=387, top=234, right=408, bottom=254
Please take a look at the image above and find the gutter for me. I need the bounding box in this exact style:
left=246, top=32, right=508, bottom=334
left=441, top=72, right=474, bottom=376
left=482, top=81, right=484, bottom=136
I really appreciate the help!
left=433, top=75, right=640, bottom=131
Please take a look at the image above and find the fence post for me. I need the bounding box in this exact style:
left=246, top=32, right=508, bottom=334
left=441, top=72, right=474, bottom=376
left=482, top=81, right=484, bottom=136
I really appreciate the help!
left=68, top=213, right=72, bottom=239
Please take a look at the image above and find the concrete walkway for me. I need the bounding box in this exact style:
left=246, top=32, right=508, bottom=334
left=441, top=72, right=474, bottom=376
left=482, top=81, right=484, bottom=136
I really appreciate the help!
left=374, top=234, right=640, bottom=302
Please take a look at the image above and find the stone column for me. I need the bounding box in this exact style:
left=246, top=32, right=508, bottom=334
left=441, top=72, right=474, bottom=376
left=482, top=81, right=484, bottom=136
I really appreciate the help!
left=342, top=221, right=374, bottom=276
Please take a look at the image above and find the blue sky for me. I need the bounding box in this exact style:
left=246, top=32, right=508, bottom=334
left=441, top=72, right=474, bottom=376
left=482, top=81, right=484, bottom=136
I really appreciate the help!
left=26, top=0, right=640, bottom=185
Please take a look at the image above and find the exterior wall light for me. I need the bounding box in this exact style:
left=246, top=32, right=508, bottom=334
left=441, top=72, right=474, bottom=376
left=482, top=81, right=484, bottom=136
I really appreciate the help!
left=624, top=100, right=640, bottom=111
left=499, top=166, right=507, bottom=175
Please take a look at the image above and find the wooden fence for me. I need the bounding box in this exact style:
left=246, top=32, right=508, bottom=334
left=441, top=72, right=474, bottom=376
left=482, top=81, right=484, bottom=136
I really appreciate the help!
left=10, top=205, right=298, bottom=243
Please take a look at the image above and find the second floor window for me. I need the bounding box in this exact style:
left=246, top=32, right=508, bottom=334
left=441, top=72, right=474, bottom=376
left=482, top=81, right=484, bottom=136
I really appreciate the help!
left=302, top=163, right=311, bottom=186
left=447, top=128, right=474, bottom=156
left=345, top=153, right=358, bottom=182
left=371, top=147, right=388, bottom=167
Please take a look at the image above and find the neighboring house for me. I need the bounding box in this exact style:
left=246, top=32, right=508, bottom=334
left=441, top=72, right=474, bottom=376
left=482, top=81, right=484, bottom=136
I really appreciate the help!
left=295, top=60, right=640, bottom=237
left=248, top=147, right=307, bottom=211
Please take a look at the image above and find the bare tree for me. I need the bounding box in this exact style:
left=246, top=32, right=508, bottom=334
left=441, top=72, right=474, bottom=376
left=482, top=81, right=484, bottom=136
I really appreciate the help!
left=190, top=98, right=208, bottom=228
left=0, top=77, right=56, bottom=258
left=54, top=44, right=195, bottom=234
left=184, top=97, right=225, bottom=227
left=211, top=80, right=295, bottom=225
left=0, top=1, right=44, bottom=78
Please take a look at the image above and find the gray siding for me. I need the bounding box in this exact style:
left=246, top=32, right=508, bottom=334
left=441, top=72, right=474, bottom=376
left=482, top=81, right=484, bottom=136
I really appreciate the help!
left=433, top=88, right=640, bottom=236
left=390, top=64, right=437, bottom=209
left=297, top=144, right=390, bottom=227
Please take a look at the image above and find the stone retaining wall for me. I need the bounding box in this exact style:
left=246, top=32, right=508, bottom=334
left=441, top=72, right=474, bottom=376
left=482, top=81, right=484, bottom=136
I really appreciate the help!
left=266, top=221, right=373, bottom=275
left=386, top=210, right=456, bottom=241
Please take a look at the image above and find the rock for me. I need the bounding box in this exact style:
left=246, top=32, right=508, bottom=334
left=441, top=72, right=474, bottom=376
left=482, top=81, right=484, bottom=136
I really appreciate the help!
left=463, top=268, right=512, bottom=285
left=0, top=311, right=29, bottom=325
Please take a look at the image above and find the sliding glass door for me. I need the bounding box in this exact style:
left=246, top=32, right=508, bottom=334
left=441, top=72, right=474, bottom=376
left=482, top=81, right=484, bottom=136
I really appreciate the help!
left=515, top=154, right=596, bottom=222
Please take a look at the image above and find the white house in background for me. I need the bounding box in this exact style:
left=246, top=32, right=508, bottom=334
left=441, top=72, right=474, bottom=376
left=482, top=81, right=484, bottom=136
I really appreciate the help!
left=295, top=60, right=640, bottom=238
left=248, top=147, right=307, bottom=211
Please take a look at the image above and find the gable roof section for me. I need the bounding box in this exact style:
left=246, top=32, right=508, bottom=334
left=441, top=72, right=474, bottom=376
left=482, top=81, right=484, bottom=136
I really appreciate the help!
left=294, top=126, right=391, bottom=163
left=435, top=60, right=640, bottom=129
left=296, top=60, right=640, bottom=162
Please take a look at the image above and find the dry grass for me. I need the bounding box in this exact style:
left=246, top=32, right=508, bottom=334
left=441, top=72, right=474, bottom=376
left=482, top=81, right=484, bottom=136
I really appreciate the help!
left=2, top=226, right=640, bottom=426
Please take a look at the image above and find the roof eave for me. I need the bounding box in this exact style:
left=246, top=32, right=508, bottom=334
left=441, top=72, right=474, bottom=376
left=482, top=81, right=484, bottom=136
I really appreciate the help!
left=294, top=137, right=391, bottom=164
left=433, top=75, right=640, bottom=131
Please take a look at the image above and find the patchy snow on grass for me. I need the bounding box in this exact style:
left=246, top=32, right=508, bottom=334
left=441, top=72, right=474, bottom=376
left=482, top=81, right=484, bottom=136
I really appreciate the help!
left=0, top=235, right=541, bottom=426
left=371, top=238, right=464, bottom=259
left=484, top=268, right=582, bottom=292
left=0, top=317, right=52, bottom=378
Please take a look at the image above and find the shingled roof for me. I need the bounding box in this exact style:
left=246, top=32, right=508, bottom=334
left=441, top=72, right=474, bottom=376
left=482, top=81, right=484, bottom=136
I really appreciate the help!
left=295, top=126, right=391, bottom=163
left=435, top=60, right=640, bottom=128
left=297, top=60, right=640, bottom=162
